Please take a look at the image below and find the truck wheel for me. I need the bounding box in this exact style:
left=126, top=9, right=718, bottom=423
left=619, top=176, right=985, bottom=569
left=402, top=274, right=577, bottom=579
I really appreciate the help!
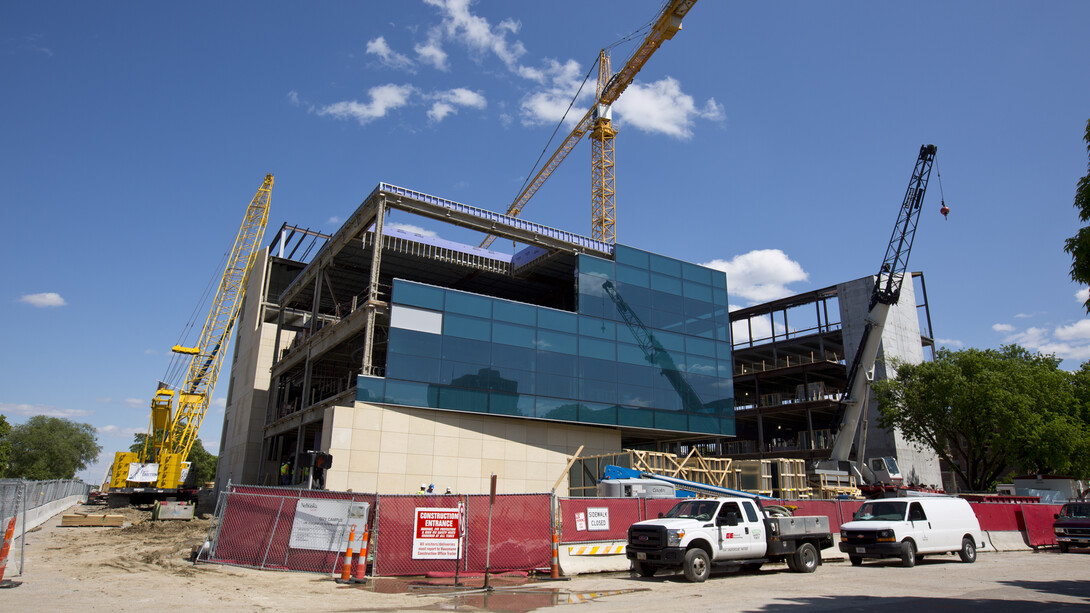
left=849, top=555, right=863, bottom=566
left=900, top=540, right=916, bottom=568
left=958, top=537, right=977, bottom=563
left=683, top=548, right=710, bottom=583
left=1058, top=543, right=1070, bottom=554
left=634, top=561, right=656, bottom=577
left=792, top=543, right=819, bottom=573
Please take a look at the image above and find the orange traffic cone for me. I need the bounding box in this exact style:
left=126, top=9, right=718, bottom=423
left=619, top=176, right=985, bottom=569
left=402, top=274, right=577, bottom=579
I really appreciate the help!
left=0, top=516, right=17, bottom=588
left=336, top=524, right=356, bottom=584
left=352, top=526, right=369, bottom=584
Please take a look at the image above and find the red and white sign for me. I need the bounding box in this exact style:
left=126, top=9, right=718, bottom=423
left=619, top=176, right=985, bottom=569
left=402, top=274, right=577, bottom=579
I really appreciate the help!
left=412, top=507, right=462, bottom=560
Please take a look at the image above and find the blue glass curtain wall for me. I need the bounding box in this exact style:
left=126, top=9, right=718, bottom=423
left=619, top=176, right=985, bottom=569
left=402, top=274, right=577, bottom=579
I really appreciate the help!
left=358, top=244, right=734, bottom=436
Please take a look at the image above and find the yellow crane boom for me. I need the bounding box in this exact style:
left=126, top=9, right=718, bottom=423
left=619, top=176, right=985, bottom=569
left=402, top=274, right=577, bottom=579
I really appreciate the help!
left=111, top=174, right=273, bottom=491
left=480, top=0, right=698, bottom=248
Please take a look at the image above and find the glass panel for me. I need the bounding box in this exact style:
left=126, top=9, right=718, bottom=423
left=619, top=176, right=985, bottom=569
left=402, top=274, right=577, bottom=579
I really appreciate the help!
left=485, top=364, right=534, bottom=395
left=682, top=262, right=712, bottom=284
left=654, top=330, right=685, bottom=353
left=614, top=282, right=651, bottom=308
left=441, top=360, right=492, bottom=386
left=537, top=350, right=578, bottom=376
left=393, top=280, right=444, bottom=310
left=616, top=343, right=649, bottom=366
left=686, top=336, right=717, bottom=357
left=578, top=254, right=615, bottom=278
left=580, top=378, right=617, bottom=404
left=617, top=362, right=653, bottom=387
left=388, top=327, right=442, bottom=357
left=491, top=344, right=536, bottom=372
left=386, top=354, right=441, bottom=383
left=578, top=337, right=615, bottom=360
left=616, top=264, right=650, bottom=288
left=619, top=385, right=654, bottom=407
left=651, top=308, right=686, bottom=332
left=443, top=313, right=491, bottom=341
left=686, top=355, right=717, bottom=378
left=438, top=386, right=489, bottom=413
left=578, top=293, right=609, bottom=320
left=649, top=253, right=681, bottom=276
left=384, top=380, right=432, bottom=408
left=581, top=401, right=617, bottom=425
left=579, top=316, right=615, bottom=340
left=653, top=386, right=682, bottom=412
left=650, top=273, right=682, bottom=294
left=441, top=336, right=491, bottom=364
left=720, top=415, right=736, bottom=436
left=445, top=291, right=492, bottom=317
left=579, top=356, right=616, bottom=382
left=618, top=406, right=654, bottom=428
left=536, top=372, right=578, bottom=398
left=537, top=308, right=577, bottom=332
left=683, top=281, right=713, bottom=302
left=535, top=397, right=580, bottom=421
left=713, top=287, right=728, bottom=306
left=390, top=304, right=443, bottom=334
left=492, top=299, right=536, bottom=325
left=615, top=245, right=649, bottom=269
left=489, top=391, right=534, bottom=417
left=493, top=321, right=536, bottom=347
left=689, top=415, right=719, bottom=438
left=655, top=411, right=687, bottom=431
left=536, top=330, right=577, bottom=354
left=356, top=376, right=385, bottom=403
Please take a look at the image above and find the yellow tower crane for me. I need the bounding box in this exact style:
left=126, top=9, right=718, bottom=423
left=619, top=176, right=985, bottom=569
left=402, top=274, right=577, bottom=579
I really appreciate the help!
left=480, top=0, right=698, bottom=248
left=110, top=174, right=273, bottom=493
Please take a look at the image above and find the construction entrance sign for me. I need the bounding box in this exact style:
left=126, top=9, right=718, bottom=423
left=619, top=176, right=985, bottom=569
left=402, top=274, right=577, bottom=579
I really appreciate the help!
left=412, top=506, right=462, bottom=560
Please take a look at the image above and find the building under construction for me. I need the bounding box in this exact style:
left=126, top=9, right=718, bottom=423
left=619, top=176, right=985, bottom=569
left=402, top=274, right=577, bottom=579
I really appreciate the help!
left=214, top=182, right=941, bottom=496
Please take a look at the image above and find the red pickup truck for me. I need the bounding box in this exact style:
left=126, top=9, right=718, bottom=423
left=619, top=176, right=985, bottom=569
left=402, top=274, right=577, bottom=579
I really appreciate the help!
left=1053, top=502, right=1090, bottom=553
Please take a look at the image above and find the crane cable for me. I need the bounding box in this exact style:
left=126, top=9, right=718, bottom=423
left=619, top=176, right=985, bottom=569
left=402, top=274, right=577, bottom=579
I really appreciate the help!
left=509, top=15, right=657, bottom=208
left=161, top=245, right=233, bottom=390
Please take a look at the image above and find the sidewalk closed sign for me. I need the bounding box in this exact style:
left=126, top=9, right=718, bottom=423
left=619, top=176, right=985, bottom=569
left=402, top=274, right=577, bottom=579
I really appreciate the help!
left=412, top=507, right=461, bottom=559
left=587, top=507, right=610, bottom=531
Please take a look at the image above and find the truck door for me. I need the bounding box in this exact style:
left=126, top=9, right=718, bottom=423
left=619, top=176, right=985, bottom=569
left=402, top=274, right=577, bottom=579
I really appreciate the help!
left=908, top=501, right=931, bottom=550
left=715, top=501, right=765, bottom=559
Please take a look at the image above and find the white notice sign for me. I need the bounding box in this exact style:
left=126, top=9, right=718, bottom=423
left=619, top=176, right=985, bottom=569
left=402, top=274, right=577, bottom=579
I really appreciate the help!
left=412, top=507, right=462, bottom=560
left=289, top=499, right=370, bottom=552
left=587, top=507, right=610, bottom=532
left=126, top=463, right=159, bottom=483
left=575, top=512, right=587, bottom=531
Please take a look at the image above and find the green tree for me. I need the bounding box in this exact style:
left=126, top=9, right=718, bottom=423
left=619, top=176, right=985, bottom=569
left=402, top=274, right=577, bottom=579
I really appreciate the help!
left=1064, top=118, right=1090, bottom=312
left=0, top=414, right=11, bottom=477
left=873, top=345, right=1090, bottom=491
left=7, top=416, right=101, bottom=479
left=128, top=433, right=217, bottom=487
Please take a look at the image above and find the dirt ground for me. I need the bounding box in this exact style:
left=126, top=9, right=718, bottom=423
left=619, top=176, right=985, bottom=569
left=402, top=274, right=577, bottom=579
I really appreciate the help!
left=3, top=502, right=1089, bottom=612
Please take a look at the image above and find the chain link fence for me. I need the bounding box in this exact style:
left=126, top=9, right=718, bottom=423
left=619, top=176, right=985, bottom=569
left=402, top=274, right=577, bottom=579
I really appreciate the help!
left=199, top=485, right=553, bottom=577
left=0, top=479, right=93, bottom=576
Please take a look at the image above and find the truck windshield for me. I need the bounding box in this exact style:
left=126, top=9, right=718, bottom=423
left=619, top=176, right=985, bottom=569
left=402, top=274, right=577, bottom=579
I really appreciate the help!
left=1059, top=503, right=1090, bottom=518
left=665, top=500, right=720, bottom=521
left=854, top=501, right=908, bottom=521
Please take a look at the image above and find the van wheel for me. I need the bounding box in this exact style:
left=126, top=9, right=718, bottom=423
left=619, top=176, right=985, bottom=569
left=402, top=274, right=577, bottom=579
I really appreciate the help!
left=900, top=540, right=916, bottom=568
left=683, top=548, right=710, bottom=583
left=849, top=555, right=863, bottom=566
left=958, top=537, right=977, bottom=563
left=634, top=560, right=656, bottom=577
left=792, top=543, right=819, bottom=573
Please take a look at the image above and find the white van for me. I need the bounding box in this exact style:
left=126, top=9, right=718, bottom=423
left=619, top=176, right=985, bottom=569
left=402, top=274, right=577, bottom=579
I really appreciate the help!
left=838, top=496, right=986, bottom=567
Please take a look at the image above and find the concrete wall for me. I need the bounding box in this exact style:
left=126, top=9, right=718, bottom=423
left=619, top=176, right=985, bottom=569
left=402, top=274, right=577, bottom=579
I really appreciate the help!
left=322, top=401, right=622, bottom=494
left=217, top=248, right=279, bottom=490
left=838, top=276, right=942, bottom=487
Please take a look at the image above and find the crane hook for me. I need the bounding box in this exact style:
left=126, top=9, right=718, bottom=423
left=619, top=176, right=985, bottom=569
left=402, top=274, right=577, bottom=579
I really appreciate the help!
left=937, top=170, right=949, bottom=219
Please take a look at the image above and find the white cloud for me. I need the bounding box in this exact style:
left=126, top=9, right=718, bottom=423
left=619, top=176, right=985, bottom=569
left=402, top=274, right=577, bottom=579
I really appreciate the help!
left=143, top=349, right=156, bottom=355
left=317, top=84, right=415, bottom=126
left=124, top=397, right=145, bottom=408
left=96, top=425, right=143, bottom=438
left=415, top=28, right=448, bottom=70
left=19, top=292, right=66, bottom=307
left=992, top=323, right=1014, bottom=333
left=1054, top=319, right=1090, bottom=342
left=366, top=36, right=414, bottom=70
left=0, top=402, right=91, bottom=418
left=1014, top=313, right=1033, bottom=319
left=702, top=249, right=808, bottom=304
left=287, top=90, right=300, bottom=106
left=518, top=59, right=591, bottom=127
left=327, top=216, right=341, bottom=224
left=1077, top=288, right=1090, bottom=304
left=387, top=223, right=439, bottom=238
left=731, top=309, right=774, bottom=346
left=211, top=397, right=227, bottom=412
left=425, top=0, right=529, bottom=74
left=935, top=338, right=965, bottom=348
left=428, top=87, right=486, bottom=122
left=613, top=77, right=724, bottom=139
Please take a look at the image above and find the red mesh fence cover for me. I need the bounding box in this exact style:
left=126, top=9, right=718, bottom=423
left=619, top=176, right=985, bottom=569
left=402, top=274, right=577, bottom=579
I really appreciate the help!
left=1020, top=504, right=1063, bottom=547
left=372, top=493, right=552, bottom=576
left=558, top=498, right=641, bottom=543
left=207, top=486, right=376, bottom=574
left=643, top=498, right=684, bottom=522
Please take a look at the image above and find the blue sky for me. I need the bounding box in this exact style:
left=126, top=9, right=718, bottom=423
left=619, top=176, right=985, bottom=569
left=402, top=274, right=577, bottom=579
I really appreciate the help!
left=3, top=1, right=1089, bottom=482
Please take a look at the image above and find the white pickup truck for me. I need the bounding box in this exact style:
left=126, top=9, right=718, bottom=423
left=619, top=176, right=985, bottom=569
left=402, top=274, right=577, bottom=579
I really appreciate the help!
left=626, top=497, right=833, bottom=582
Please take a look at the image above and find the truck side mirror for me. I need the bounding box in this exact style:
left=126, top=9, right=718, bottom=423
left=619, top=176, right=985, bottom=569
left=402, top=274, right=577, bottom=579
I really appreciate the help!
left=1054, top=513, right=1060, bottom=520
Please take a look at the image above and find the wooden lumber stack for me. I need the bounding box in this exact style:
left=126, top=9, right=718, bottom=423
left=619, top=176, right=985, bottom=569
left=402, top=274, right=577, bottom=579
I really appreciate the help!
left=60, top=513, right=124, bottom=527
